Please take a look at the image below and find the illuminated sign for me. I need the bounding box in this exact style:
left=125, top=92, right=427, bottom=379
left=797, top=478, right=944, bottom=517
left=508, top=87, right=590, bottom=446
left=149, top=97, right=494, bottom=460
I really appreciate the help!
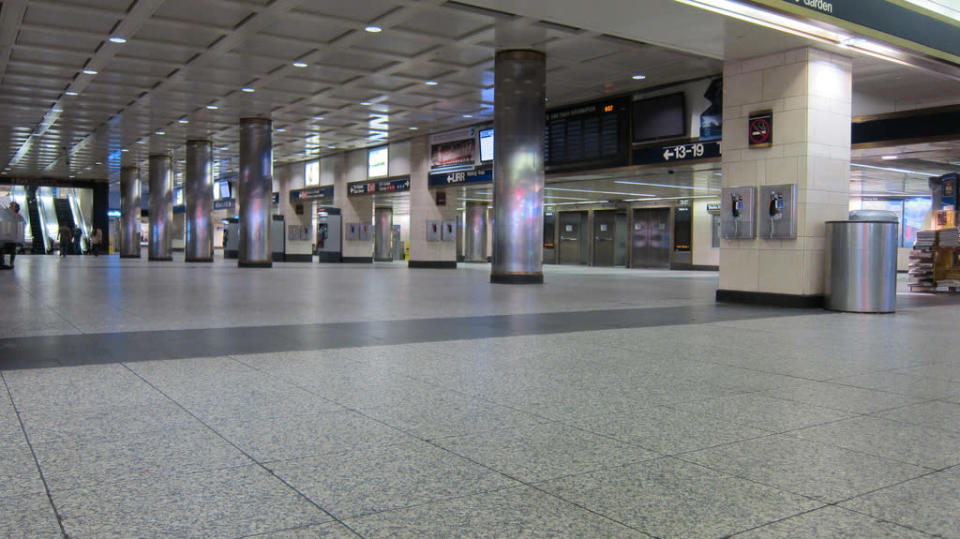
left=290, top=185, right=334, bottom=202
left=428, top=166, right=493, bottom=187
left=479, top=128, right=494, bottom=162
left=368, top=146, right=388, bottom=178
left=347, top=176, right=410, bottom=196
left=305, top=160, right=320, bottom=186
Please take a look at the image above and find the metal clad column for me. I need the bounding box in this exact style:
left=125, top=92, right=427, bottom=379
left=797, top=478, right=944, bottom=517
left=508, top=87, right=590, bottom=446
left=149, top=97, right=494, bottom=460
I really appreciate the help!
left=148, top=154, right=173, bottom=261
left=491, top=49, right=545, bottom=284
left=238, top=118, right=272, bottom=267
left=119, top=166, right=141, bottom=258
left=185, top=139, right=214, bottom=262
left=374, top=206, right=393, bottom=261
left=465, top=202, right=486, bottom=262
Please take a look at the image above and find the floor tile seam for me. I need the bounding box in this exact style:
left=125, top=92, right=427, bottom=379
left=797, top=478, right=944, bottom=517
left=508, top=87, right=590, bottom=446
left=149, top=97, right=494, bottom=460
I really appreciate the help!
left=861, top=398, right=960, bottom=435
left=41, top=462, right=260, bottom=495
left=832, top=505, right=942, bottom=538
left=775, top=426, right=943, bottom=472
left=724, top=502, right=936, bottom=538
left=752, top=389, right=931, bottom=417
left=659, top=401, right=858, bottom=432
left=115, top=362, right=353, bottom=533
left=234, top=521, right=362, bottom=539
left=821, top=463, right=959, bottom=514
left=822, top=376, right=957, bottom=399
left=0, top=371, right=68, bottom=538
left=326, top=483, right=531, bottom=523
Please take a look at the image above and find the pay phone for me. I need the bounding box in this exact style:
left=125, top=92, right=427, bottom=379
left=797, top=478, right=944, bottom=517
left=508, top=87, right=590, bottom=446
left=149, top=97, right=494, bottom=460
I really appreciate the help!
left=720, top=186, right=756, bottom=239
left=315, top=208, right=342, bottom=262
left=758, top=184, right=797, bottom=239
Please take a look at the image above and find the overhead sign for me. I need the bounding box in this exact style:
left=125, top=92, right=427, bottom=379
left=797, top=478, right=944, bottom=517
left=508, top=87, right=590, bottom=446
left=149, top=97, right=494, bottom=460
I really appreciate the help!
left=290, top=185, right=334, bottom=203
left=632, top=140, right=721, bottom=166
left=752, top=0, right=960, bottom=63
left=213, top=198, right=236, bottom=210
left=430, top=127, right=477, bottom=172
left=348, top=176, right=410, bottom=196
left=748, top=111, right=773, bottom=148
left=428, top=166, right=493, bottom=188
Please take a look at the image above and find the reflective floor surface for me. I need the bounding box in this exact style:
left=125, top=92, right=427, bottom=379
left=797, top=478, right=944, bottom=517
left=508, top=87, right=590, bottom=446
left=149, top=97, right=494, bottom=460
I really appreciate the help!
left=1, top=254, right=959, bottom=537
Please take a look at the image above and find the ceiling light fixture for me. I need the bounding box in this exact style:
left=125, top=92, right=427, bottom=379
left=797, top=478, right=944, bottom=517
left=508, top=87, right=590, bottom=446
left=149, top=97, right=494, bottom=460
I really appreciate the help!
left=276, top=127, right=286, bottom=132
left=360, top=101, right=372, bottom=106
left=292, top=61, right=308, bottom=68
left=121, top=148, right=128, bottom=153
left=425, top=80, right=438, bottom=86
left=313, top=115, right=324, bottom=120
left=613, top=180, right=721, bottom=192
left=82, top=68, right=98, bottom=75
left=409, top=126, right=418, bottom=130
left=632, top=74, right=646, bottom=80
left=881, top=155, right=899, bottom=160
left=155, top=129, right=165, bottom=135
left=206, top=104, right=219, bottom=110
left=851, top=163, right=931, bottom=175
left=546, top=187, right=656, bottom=197
left=364, top=25, right=382, bottom=33
left=463, top=114, right=473, bottom=118
left=65, top=90, right=78, bottom=96
left=241, top=87, right=255, bottom=93
left=178, top=118, right=189, bottom=124
left=108, top=36, right=127, bottom=44
left=327, top=144, right=337, bottom=149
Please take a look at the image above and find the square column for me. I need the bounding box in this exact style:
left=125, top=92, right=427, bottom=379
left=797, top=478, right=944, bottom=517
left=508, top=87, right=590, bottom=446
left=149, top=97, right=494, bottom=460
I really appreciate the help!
left=717, top=48, right=852, bottom=307
left=408, top=135, right=457, bottom=268
left=333, top=151, right=374, bottom=263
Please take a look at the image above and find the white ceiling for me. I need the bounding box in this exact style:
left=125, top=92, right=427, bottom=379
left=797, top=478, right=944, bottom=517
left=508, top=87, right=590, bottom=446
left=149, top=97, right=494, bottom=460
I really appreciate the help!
left=0, top=0, right=721, bottom=182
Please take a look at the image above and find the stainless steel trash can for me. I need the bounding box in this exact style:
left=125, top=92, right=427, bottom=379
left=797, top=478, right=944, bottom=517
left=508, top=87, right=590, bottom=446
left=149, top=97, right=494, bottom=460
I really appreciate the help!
left=824, top=211, right=899, bottom=313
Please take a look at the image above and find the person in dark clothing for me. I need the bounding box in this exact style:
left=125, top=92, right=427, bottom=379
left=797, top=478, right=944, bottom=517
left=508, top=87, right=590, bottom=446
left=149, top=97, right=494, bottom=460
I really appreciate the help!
left=73, top=227, right=82, bottom=255
left=58, top=225, right=71, bottom=257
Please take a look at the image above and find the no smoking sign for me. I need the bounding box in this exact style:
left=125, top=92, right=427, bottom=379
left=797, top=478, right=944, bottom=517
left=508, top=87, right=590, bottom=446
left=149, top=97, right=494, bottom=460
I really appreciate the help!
left=748, top=111, right=773, bottom=148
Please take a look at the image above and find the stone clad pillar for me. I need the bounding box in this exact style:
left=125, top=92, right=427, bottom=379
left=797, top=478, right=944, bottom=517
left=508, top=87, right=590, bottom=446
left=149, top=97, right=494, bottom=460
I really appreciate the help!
left=491, top=49, right=546, bottom=284
left=185, top=139, right=214, bottom=262
left=716, top=47, right=852, bottom=307
left=119, top=166, right=141, bottom=258
left=407, top=135, right=457, bottom=268
left=238, top=118, right=273, bottom=268
left=147, top=154, right=173, bottom=261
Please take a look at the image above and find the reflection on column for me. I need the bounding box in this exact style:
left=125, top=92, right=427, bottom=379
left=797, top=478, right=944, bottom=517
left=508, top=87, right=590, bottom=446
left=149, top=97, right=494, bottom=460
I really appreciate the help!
left=491, top=49, right=545, bottom=284
left=238, top=118, right=272, bottom=268
left=185, top=139, right=214, bottom=262
left=120, top=166, right=141, bottom=258
left=148, top=154, right=173, bottom=261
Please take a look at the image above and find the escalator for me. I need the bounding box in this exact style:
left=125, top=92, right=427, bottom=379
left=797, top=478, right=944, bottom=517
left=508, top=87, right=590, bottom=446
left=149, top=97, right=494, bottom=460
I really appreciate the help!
left=25, top=186, right=45, bottom=254
left=54, top=197, right=76, bottom=229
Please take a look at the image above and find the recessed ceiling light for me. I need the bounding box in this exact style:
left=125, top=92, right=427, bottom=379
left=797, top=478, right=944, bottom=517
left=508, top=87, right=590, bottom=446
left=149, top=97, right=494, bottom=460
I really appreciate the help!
left=881, top=155, right=899, bottom=160
left=121, top=148, right=128, bottom=152
left=409, top=126, right=418, bottom=130
left=155, top=129, right=165, bottom=135
left=241, top=87, right=255, bottom=93
left=463, top=114, right=473, bottom=118
left=327, top=144, right=337, bottom=149
left=137, top=139, right=145, bottom=144
left=178, top=118, right=189, bottom=124
left=206, top=104, right=218, bottom=110
left=65, top=90, right=78, bottom=96
left=425, top=80, right=438, bottom=86
left=82, top=68, right=98, bottom=75
left=276, top=127, right=286, bottom=133
left=364, top=25, right=382, bottom=33
left=313, top=115, right=324, bottom=120
left=292, top=61, right=308, bottom=68
left=360, top=101, right=372, bottom=106
left=220, top=146, right=229, bottom=150
left=109, top=36, right=127, bottom=44
left=632, top=74, right=647, bottom=80
left=95, top=161, right=103, bottom=165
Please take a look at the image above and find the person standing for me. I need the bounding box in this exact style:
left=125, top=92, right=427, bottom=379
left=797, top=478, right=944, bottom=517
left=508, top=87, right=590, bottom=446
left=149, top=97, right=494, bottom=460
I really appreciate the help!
left=90, top=227, right=102, bottom=256
left=72, top=226, right=81, bottom=255
left=58, top=225, right=71, bottom=257
left=1, top=201, right=24, bottom=269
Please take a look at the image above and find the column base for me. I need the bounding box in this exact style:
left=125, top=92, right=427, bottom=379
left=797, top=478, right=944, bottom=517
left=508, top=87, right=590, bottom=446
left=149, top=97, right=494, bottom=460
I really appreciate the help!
left=238, top=260, right=272, bottom=268
left=185, top=258, right=213, bottom=263
left=374, top=257, right=394, bottom=262
left=317, top=252, right=342, bottom=263
left=224, top=250, right=239, bottom=259
left=408, top=260, right=457, bottom=269
left=119, top=254, right=141, bottom=259
left=148, top=256, right=173, bottom=261
left=715, top=289, right=823, bottom=309
left=491, top=273, right=543, bottom=284
left=283, top=254, right=313, bottom=262
left=342, top=256, right=373, bottom=263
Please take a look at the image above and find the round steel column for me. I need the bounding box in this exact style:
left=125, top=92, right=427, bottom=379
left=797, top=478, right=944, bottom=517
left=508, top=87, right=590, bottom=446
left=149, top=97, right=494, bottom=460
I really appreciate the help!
left=119, top=166, right=141, bottom=258
left=185, top=139, right=214, bottom=262
left=491, top=49, right=545, bottom=284
left=147, top=154, right=173, bottom=261
left=464, top=202, right=486, bottom=262
left=373, top=206, right=393, bottom=261
left=238, top=118, right=273, bottom=268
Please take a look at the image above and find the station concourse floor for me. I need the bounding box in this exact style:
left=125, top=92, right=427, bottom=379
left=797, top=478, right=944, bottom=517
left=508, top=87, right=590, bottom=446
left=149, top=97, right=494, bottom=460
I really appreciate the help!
left=1, top=255, right=960, bottom=538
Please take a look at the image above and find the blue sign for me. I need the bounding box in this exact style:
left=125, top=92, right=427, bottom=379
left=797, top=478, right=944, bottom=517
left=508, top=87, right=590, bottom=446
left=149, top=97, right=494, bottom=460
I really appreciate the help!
left=214, top=198, right=236, bottom=210
left=428, top=166, right=493, bottom=187
left=173, top=205, right=185, bottom=214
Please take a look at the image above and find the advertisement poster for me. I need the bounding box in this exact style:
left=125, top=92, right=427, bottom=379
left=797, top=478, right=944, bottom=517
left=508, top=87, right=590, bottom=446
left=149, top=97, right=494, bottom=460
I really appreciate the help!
left=430, top=127, right=477, bottom=171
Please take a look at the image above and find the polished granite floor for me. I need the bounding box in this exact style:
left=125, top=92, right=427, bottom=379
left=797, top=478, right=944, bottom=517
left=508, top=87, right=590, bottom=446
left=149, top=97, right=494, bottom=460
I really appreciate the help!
left=1, top=254, right=959, bottom=537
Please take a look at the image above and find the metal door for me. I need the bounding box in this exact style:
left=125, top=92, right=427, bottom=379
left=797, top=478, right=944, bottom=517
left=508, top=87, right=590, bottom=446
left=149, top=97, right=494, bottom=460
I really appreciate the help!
left=631, top=208, right=671, bottom=268
left=558, top=211, right=587, bottom=265
left=614, top=212, right=627, bottom=266
left=593, top=210, right=616, bottom=266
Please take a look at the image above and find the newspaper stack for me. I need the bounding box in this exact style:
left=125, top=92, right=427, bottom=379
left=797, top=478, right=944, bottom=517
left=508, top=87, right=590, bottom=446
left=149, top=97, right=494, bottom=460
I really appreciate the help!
left=914, top=230, right=937, bottom=249
left=938, top=228, right=960, bottom=248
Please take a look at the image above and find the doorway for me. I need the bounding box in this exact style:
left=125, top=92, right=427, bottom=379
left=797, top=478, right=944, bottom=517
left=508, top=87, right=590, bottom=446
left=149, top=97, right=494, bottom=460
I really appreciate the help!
left=631, top=207, right=671, bottom=268
left=558, top=211, right=588, bottom=265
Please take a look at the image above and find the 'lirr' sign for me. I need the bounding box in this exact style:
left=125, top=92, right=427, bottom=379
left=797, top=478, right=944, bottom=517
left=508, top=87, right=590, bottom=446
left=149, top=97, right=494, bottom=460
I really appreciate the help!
left=428, top=166, right=493, bottom=188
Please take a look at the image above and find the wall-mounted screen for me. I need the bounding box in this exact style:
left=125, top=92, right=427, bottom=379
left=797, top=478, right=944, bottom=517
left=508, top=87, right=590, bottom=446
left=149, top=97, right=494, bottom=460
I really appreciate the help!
left=305, top=160, right=320, bottom=186
left=479, top=128, right=494, bottom=162
left=368, top=146, right=389, bottom=178
left=632, top=92, right=686, bottom=143
left=173, top=187, right=183, bottom=206
left=216, top=181, right=231, bottom=200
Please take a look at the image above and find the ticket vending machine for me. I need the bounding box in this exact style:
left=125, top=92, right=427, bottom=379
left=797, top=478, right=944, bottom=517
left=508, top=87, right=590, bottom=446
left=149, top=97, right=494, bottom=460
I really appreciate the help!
left=223, top=217, right=239, bottom=259
left=270, top=214, right=285, bottom=262
left=316, top=207, right=342, bottom=263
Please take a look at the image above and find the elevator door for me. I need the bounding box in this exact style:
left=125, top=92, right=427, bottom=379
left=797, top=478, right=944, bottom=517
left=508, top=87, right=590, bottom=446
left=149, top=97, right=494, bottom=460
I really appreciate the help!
left=558, top=211, right=587, bottom=265
left=593, top=210, right=616, bottom=266
left=631, top=208, right=671, bottom=268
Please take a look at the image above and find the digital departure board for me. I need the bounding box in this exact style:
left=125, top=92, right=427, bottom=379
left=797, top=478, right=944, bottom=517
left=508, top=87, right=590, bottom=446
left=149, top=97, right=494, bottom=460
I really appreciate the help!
left=544, top=98, right=629, bottom=172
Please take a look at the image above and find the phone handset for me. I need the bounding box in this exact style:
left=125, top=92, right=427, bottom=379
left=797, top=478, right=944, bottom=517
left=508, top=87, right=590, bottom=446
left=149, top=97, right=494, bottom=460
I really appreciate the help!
left=731, top=193, right=743, bottom=218
left=769, top=191, right=784, bottom=221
